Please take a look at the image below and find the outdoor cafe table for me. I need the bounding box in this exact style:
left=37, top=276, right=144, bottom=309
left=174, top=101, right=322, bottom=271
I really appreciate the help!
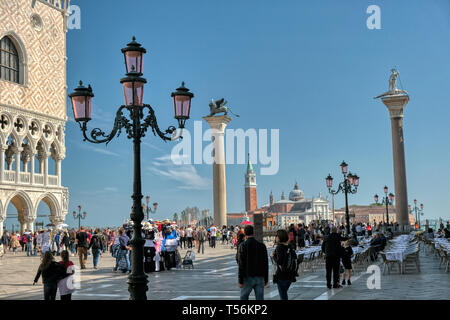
left=385, top=234, right=416, bottom=262
left=297, top=246, right=321, bottom=259
left=433, top=238, right=450, bottom=253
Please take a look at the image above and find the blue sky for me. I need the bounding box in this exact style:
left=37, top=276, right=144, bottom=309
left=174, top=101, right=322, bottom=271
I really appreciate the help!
left=14, top=0, right=450, bottom=228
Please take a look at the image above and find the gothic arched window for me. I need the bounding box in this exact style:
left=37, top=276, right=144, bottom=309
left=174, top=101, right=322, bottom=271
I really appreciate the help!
left=0, top=36, right=19, bottom=83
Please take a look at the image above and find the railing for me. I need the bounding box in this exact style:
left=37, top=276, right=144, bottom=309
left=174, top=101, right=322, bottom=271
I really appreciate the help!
left=34, top=174, right=44, bottom=185
left=4, top=170, right=15, bottom=182
left=40, top=0, right=71, bottom=11
left=20, top=172, right=30, bottom=184
left=48, top=175, right=58, bottom=186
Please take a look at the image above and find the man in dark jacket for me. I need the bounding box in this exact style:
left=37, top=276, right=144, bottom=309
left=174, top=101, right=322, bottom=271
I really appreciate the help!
left=297, top=224, right=306, bottom=248
left=237, top=225, right=268, bottom=300
left=322, top=227, right=347, bottom=289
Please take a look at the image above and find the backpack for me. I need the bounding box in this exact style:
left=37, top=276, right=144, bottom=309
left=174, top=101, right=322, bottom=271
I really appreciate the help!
left=280, top=247, right=298, bottom=277
left=92, top=236, right=101, bottom=249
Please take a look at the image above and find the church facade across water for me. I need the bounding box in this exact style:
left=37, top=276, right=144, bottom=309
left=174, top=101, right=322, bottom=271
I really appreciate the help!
left=227, top=157, right=331, bottom=228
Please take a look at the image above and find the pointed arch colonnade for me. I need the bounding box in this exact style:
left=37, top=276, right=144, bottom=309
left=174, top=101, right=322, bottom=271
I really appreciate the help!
left=0, top=106, right=68, bottom=236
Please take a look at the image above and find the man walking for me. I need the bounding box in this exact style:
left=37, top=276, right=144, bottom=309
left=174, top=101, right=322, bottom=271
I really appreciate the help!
left=26, top=231, right=33, bottom=257
left=197, top=227, right=207, bottom=254
left=186, top=225, right=193, bottom=249
left=210, top=224, right=217, bottom=248
left=1, top=231, right=9, bottom=255
left=322, top=227, right=346, bottom=289
left=76, top=226, right=89, bottom=269
left=237, top=225, right=269, bottom=300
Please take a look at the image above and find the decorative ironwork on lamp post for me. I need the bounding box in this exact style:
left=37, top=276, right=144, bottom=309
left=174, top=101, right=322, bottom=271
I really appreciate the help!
left=142, top=196, right=157, bottom=221
left=68, top=37, right=194, bottom=300
left=326, top=161, right=359, bottom=235
left=408, top=199, right=424, bottom=230
left=374, top=186, right=394, bottom=226
left=73, top=205, right=87, bottom=230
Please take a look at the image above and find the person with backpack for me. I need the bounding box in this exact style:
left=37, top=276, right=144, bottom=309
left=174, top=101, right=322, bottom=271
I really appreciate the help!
left=88, top=228, right=104, bottom=269
left=270, top=229, right=297, bottom=300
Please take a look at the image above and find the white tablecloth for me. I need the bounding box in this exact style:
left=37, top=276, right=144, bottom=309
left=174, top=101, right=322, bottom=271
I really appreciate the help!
left=385, top=251, right=404, bottom=262
left=297, top=246, right=321, bottom=259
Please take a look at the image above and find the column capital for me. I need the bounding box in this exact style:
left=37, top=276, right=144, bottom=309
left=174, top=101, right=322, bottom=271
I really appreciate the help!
left=203, top=115, right=232, bottom=132
left=381, top=94, right=410, bottom=119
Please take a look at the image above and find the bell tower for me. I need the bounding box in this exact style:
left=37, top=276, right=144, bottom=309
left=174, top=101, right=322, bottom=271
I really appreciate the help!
left=244, top=154, right=257, bottom=212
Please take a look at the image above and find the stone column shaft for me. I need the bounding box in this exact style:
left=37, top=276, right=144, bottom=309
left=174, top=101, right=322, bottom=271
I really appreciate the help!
left=56, top=159, right=62, bottom=186
left=30, top=154, right=35, bottom=185
left=44, top=152, right=49, bottom=186
left=203, top=115, right=232, bottom=228
left=0, top=146, right=5, bottom=183
left=382, top=95, right=410, bottom=231
left=15, top=149, right=21, bottom=183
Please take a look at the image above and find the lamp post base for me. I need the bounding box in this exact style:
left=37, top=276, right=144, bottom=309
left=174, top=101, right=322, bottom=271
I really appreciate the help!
left=127, top=274, right=148, bottom=300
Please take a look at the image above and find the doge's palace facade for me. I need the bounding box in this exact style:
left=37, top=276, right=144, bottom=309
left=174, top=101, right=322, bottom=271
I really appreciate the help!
left=0, top=0, right=70, bottom=235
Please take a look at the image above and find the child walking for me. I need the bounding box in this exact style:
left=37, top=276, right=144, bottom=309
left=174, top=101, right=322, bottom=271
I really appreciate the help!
left=58, top=250, right=75, bottom=300
left=341, top=240, right=353, bottom=285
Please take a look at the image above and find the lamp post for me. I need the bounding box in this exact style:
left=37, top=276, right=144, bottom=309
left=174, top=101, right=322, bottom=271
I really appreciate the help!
left=408, top=199, right=424, bottom=230
left=325, top=161, right=359, bottom=235
left=68, top=37, right=194, bottom=300
left=142, top=196, right=158, bottom=221
left=374, top=186, right=394, bottom=226
left=73, top=205, right=87, bottom=230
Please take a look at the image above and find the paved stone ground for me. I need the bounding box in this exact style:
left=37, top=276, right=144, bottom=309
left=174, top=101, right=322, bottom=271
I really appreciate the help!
left=0, top=241, right=448, bottom=300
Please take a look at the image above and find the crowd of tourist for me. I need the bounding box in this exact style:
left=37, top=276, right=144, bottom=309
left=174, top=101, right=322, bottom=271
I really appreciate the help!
left=1, top=218, right=449, bottom=301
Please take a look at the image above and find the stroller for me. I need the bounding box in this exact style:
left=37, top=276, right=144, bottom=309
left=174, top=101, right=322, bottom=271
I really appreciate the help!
left=182, top=250, right=195, bottom=269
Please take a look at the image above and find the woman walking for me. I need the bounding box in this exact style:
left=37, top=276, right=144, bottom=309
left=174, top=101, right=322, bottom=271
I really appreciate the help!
left=271, top=229, right=297, bottom=300
left=10, top=232, right=20, bottom=255
left=33, top=251, right=66, bottom=300
left=57, top=250, right=75, bottom=300
left=88, top=228, right=104, bottom=269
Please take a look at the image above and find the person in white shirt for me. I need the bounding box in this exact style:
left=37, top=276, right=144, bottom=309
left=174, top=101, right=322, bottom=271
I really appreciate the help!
left=186, top=226, right=193, bottom=249
left=210, top=225, right=217, bottom=248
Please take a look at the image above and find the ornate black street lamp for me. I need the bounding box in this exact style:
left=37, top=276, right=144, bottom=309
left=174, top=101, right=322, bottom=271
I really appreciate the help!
left=326, top=161, right=359, bottom=235
left=374, top=186, right=394, bottom=225
left=69, top=37, right=194, bottom=300
left=73, top=205, right=87, bottom=230
left=408, top=199, right=424, bottom=230
left=142, top=195, right=158, bottom=221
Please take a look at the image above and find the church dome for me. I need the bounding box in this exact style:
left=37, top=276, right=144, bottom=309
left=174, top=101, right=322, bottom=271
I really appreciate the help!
left=289, top=182, right=304, bottom=201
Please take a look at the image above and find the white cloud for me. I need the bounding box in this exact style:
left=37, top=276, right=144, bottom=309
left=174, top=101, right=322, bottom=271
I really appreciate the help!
left=142, top=141, right=163, bottom=152
left=104, top=187, right=119, bottom=192
left=77, top=143, right=121, bottom=157
left=149, top=155, right=211, bottom=190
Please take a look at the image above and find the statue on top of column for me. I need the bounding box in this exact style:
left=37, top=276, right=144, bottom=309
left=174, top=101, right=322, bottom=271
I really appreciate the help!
left=374, top=68, right=408, bottom=99
left=208, top=98, right=240, bottom=118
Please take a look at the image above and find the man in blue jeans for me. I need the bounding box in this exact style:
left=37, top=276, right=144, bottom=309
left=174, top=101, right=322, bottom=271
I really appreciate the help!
left=237, top=225, right=269, bottom=300
left=26, top=232, right=33, bottom=256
